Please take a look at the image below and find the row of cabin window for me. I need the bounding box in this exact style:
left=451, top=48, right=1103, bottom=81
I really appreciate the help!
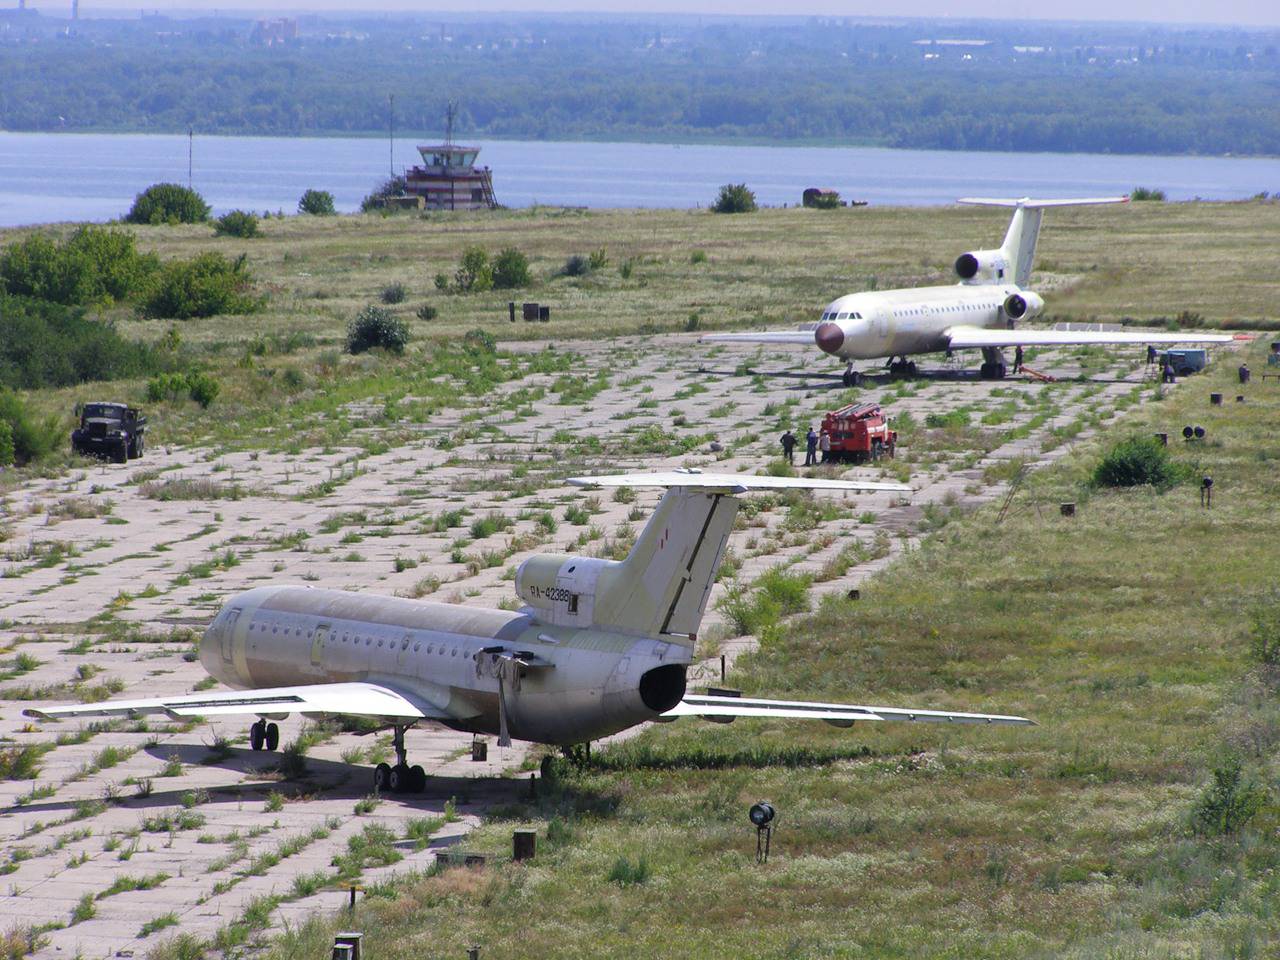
left=825, top=305, right=997, bottom=320
left=253, top=621, right=462, bottom=657
left=898, top=304, right=998, bottom=316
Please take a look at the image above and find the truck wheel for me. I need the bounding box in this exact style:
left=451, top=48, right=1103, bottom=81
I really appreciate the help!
left=126, top=439, right=138, bottom=459
left=112, top=441, right=127, bottom=464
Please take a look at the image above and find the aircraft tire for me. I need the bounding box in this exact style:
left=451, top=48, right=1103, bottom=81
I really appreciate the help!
left=389, top=763, right=411, bottom=793
left=410, top=765, right=426, bottom=793
left=374, top=763, right=392, bottom=792
left=265, top=723, right=280, bottom=751
left=249, top=722, right=265, bottom=751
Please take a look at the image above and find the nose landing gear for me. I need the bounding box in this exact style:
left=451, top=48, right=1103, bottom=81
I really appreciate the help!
left=842, top=364, right=864, bottom=388
left=373, top=724, right=426, bottom=794
left=249, top=719, right=279, bottom=752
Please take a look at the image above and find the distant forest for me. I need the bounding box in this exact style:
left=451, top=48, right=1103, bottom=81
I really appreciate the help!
left=1, top=13, right=1278, bottom=156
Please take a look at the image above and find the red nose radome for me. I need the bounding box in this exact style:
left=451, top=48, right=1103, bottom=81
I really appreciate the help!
left=815, top=322, right=845, bottom=354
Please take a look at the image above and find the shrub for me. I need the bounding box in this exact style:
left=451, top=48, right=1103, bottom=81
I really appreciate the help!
left=0, top=420, right=12, bottom=468
left=607, top=855, right=650, bottom=886
left=416, top=303, right=438, bottom=321
left=1092, top=436, right=1185, bottom=489
left=145, top=370, right=221, bottom=408
left=463, top=328, right=496, bottom=353
left=1, top=294, right=158, bottom=390
left=689, top=249, right=708, bottom=265
left=0, top=225, right=158, bottom=306
left=492, top=247, right=531, bottom=289
left=1191, top=757, right=1267, bottom=835
left=298, top=189, right=336, bottom=216
left=1248, top=597, right=1280, bottom=665
left=0, top=389, right=59, bottom=465
left=141, top=252, right=260, bottom=320
left=454, top=247, right=492, bottom=292
left=125, top=183, right=211, bottom=225
left=806, top=191, right=842, bottom=209
left=561, top=254, right=590, bottom=277
left=360, top=176, right=408, bottom=212
left=346, top=305, right=409, bottom=355
left=588, top=247, right=609, bottom=271
left=380, top=282, right=407, bottom=304
left=213, top=210, right=259, bottom=238
left=1130, top=186, right=1166, bottom=202
left=712, top=183, right=757, bottom=213
left=187, top=372, right=220, bottom=408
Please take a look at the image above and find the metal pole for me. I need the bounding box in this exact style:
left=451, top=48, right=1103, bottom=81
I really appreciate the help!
left=187, top=127, right=193, bottom=189
left=388, top=94, right=394, bottom=179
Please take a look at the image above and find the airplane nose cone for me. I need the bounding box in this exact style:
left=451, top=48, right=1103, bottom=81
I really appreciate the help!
left=815, top=322, right=845, bottom=355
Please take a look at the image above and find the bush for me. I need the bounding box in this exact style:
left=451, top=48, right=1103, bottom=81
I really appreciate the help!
left=140, top=252, right=260, bottom=320
left=0, top=420, right=13, bottom=467
left=380, top=282, right=407, bottom=304
left=607, top=855, right=650, bottom=886
left=806, top=191, right=842, bottom=209
left=712, top=183, right=757, bottom=213
left=463, top=328, right=496, bottom=353
left=588, top=247, right=609, bottom=271
left=1191, top=757, right=1267, bottom=836
left=492, top=248, right=531, bottom=289
left=0, top=225, right=158, bottom=306
left=346, top=305, right=409, bottom=355
left=298, top=189, right=336, bottom=216
left=360, top=176, right=408, bottom=213
left=145, top=370, right=221, bottom=408
left=1092, top=436, right=1185, bottom=489
left=0, top=388, right=59, bottom=465
left=213, top=210, right=259, bottom=238
left=454, top=247, right=492, bottom=292
left=562, top=254, right=590, bottom=277
left=1131, top=186, right=1166, bottom=202
left=125, top=183, right=210, bottom=225
left=0, top=295, right=158, bottom=389
left=416, top=303, right=438, bottom=321
left=1248, top=597, right=1280, bottom=665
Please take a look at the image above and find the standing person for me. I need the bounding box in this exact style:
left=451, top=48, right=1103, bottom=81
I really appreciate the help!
left=1163, top=359, right=1176, bottom=383
left=819, top=429, right=832, bottom=463
left=1014, top=345, right=1024, bottom=373
left=780, top=429, right=796, bottom=464
left=1146, top=344, right=1158, bottom=366
left=1239, top=362, right=1251, bottom=384
left=804, top=427, right=818, bottom=466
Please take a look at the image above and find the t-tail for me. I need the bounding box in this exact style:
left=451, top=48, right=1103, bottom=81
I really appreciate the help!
left=955, top=196, right=1129, bottom=287
left=514, top=471, right=911, bottom=644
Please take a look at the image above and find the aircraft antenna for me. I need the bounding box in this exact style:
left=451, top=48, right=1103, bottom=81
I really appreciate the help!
left=444, top=99, right=457, bottom=149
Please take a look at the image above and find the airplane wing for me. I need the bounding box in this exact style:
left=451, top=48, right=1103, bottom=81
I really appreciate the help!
left=22, top=681, right=451, bottom=723
left=700, top=331, right=816, bottom=345
left=956, top=196, right=1129, bottom=209
left=568, top=471, right=911, bottom=494
left=665, top=692, right=1034, bottom=727
left=944, top=325, right=1237, bottom=350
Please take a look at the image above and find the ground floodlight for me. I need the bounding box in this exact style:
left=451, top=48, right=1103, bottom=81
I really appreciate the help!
left=1182, top=426, right=1194, bottom=440
left=1194, top=426, right=1206, bottom=440
left=749, top=801, right=776, bottom=827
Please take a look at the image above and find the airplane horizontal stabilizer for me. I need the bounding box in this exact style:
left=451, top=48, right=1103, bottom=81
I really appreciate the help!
left=956, top=197, right=1129, bottom=209
left=665, top=693, right=1034, bottom=726
left=944, top=325, right=1237, bottom=350
left=568, top=471, right=911, bottom=494
left=23, top=681, right=455, bottom=723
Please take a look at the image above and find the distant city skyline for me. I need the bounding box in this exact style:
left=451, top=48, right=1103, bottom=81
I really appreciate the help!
left=15, top=0, right=1280, bottom=27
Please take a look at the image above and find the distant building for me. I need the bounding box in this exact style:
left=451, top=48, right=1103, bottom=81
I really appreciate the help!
left=404, top=143, right=497, bottom=210
left=251, top=18, right=298, bottom=47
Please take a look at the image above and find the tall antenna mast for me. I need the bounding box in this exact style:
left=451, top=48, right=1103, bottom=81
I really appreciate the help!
left=444, top=99, right=457, bottom=149
left=187, top=127, right=193, bottom=189
left=388, top=94, right=395, bottom=179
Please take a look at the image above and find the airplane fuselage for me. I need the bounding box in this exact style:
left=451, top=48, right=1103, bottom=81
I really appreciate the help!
left=814, top=283, right=1025, bottom=361
left=200, top=585, right=690, bottom=745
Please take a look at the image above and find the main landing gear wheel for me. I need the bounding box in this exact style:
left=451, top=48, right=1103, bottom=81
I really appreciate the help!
left=374, top=724, right=427, bottom=794
left=249, top=719, right=279, bottom=752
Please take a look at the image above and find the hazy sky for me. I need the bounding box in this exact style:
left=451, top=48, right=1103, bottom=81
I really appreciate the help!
left=27, top=0, right=1280, bottom=26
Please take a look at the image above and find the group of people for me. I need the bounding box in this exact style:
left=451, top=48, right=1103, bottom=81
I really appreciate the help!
left=779, top=427, right=830, bottom=466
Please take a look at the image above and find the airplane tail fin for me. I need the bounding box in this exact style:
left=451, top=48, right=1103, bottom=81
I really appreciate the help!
left=957, top=196, right=1128, bottom=287
left=565, top=472, right=910, bottom=643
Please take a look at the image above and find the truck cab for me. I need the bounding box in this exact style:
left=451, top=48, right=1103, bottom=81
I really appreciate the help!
left=72, top=402, right=146, bottom=463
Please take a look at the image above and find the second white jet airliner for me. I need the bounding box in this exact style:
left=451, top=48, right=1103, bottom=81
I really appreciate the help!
left=704, top=197, right=1235, bottom=385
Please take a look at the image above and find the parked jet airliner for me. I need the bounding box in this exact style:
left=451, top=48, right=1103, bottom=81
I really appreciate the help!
left=704, top=197, right=1235, bottom=385
left=27, top=472, right=1033, bottom=794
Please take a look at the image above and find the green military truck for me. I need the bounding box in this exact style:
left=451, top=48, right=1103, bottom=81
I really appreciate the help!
left=71, top=402, right=146, bottom=463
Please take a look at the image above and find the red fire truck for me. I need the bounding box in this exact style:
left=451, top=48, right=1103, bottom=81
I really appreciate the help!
left=820, top=402, right=897, bottom=463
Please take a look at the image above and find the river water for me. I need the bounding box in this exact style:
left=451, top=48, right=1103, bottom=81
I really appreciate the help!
left=0, top=131, right=1273, bottom=226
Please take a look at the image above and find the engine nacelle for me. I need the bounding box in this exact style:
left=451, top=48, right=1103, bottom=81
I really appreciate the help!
left=514, top=553, right=616, bottom=627
left=955, top=248, right=1009, bottom=284
left=1002, top=291, right=1045, bottom=321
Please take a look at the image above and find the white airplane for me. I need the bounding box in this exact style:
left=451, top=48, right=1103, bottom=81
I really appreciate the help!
left=704, top=197, right=1236, bottom=386
left=26, top=472, right=1033, bottom=794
